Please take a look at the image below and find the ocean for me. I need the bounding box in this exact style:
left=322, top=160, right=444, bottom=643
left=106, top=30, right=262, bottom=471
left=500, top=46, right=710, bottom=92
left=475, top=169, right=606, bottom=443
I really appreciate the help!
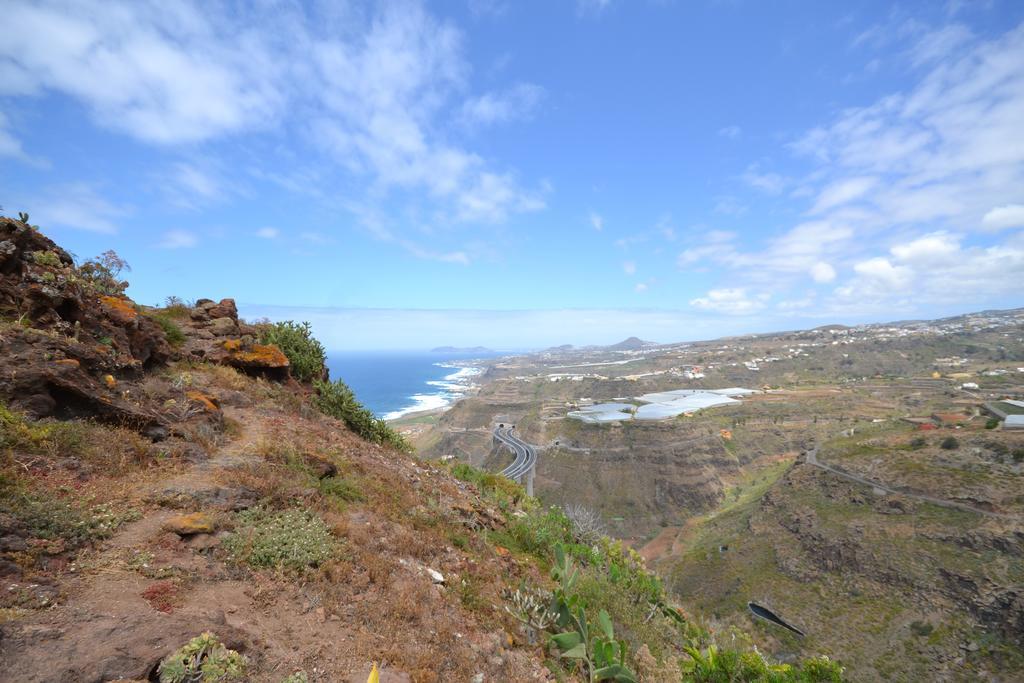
left=325, top=351, right=506, bottom=420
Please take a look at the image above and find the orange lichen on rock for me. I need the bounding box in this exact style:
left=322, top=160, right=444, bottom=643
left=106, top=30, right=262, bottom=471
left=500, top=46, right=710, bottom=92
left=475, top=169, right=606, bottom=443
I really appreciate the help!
left=103, top=374, right=117, bottom=389
left=221, top=340, right=288, bottom=368
left=53, top=358, right=80, bottom=368
left=185, top=390, right=220, bottom=412
left=99, top=295, right=138, bottom=322
left=162, top=512, right=216, bottom=536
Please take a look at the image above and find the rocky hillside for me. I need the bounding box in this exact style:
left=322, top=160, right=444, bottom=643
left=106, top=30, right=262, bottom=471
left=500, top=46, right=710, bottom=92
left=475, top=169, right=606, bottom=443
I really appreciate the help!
left=0, top=217, right=842, bottom=682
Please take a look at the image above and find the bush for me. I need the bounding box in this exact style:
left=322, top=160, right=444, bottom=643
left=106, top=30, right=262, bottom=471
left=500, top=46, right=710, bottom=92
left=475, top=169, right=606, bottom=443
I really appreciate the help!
left=147, top=311, right=186, bottom=347
left=313, top=379, right=409, bottom=451
left=157, top=632, right=246, bottom=682
left=986, top=418, right=1000, bottom=430
left=940, top=436, right=960, bottom=450
left=223, top=507, right=337, bottom=571
left=1013, top=448, right=1024, bottom=464
left=77, top=250, right=130, bottom=295
left=258, top=321, right=326, bottom=383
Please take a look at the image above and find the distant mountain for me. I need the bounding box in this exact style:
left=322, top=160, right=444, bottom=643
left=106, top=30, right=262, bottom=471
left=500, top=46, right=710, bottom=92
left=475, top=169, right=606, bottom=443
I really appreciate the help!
left=544, top=344, right=575, bottom=352
left=606, top=336, right=656, bottom=351
left=430, top=345, right=493, bottom=353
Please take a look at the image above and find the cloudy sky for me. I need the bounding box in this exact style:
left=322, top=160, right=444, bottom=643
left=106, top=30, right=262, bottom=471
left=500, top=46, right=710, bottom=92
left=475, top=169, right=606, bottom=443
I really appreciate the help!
left=2, top=0, right=1023, bottom=349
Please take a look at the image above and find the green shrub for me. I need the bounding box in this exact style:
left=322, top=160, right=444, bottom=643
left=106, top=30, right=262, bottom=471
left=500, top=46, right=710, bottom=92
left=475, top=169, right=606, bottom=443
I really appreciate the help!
left=223, top=507, right=336, bottom=571
left=31, top=250, right=62, bottom=268
left=1013, top=448, right=1024, bottom=463
left=157, top=632, right=246, bottom=682
left=147, top=311, right=186, bottom=347
left=313, top=379, right=409, bottom=451
left=940, top=436, right=960, bottom=450
left=449, top=461, right=524, bottom=508
left=985, top=418, right=1000, bottom=430
left=258, top=321, right=326, bottom=382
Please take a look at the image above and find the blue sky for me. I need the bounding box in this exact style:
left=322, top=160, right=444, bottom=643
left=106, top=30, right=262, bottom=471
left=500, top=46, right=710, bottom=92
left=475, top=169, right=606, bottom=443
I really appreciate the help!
left=2, top=0, right=1023, bottom=349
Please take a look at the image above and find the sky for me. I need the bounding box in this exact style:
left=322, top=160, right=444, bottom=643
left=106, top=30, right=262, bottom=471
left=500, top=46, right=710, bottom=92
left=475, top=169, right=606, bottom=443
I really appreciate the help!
left=2, top=0, right=1023, bottom=350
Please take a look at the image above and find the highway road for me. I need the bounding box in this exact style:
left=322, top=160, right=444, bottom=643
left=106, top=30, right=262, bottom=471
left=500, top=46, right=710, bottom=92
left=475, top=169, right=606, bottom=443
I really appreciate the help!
left=494, top=426, right=537, bottom=481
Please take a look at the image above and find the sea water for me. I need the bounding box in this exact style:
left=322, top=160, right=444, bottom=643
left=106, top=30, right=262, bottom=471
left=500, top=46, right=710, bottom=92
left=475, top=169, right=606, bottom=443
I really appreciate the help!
left=325, top=350, right=505, bottom=420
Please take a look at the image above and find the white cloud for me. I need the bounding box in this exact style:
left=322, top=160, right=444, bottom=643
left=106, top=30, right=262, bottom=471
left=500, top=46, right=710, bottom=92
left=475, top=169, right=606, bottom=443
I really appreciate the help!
left=742, top=164, right=786, bottom=195
left=689, top=288, right=768, bottom=315
left=459, top=82, right=543, bottom=127
left=623, top=260, right=636, bottom=275
left=256, top=227, right=279, bottom=239
left=853, top=257, right=912, bottom=288
left=589, top=211, right=604, bottom=231
left=1, top=0, right=546, bottom=254
left=171, top=163, right=222, bottom=200
left=718, top=125, right=741, bottom=139
left=33, top=184, right=126, bottom=233
left=0, top=2, right=282, bottom=143
left=634, top=282, right=648, bottom=293
left=910, top=24, right=973, bottom=67
left=810, top=176, right=877, bottom=213
left=810, top=261, right=837, bottom=283
left=0, top=112, right=27, bottom=159
left=889, top=232, right=959, bottom=264
left=158, top=229, right=198, bottom=249
left=982, top=204, right=1024, bottom=231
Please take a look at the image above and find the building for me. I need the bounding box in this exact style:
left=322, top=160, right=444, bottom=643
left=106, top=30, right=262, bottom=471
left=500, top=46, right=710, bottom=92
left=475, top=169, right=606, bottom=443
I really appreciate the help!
left=1006, top=415, right=1024, bottom=430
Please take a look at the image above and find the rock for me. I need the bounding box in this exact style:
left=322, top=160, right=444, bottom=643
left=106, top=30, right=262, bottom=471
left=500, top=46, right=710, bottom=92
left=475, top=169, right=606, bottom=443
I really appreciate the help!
left=302, top=454, right=338, bottom=479
left=213, top=338, right=289, bottom=380
left=0, top=612, right=249, bottom=683
left=162, top=512, right=216, bottom=536
left=208, top=317, right=238, bottom=336
left=185, top=390, right=221, bottom=413
left=207, top=298, right=237, bottom=320
left=0, top=558, right=22, bottom=577
left=0, top=534, right=27, bottom=551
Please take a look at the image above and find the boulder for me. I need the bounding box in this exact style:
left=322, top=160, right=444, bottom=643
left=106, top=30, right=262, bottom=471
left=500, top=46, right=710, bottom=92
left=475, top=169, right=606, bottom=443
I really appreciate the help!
left=207, top=298, right=237, bottom=320
left=208, top=317, right=238, bottom=336
left=162, top=512, right=217, bottom=536
left=213, top=338, right=289, bottom=380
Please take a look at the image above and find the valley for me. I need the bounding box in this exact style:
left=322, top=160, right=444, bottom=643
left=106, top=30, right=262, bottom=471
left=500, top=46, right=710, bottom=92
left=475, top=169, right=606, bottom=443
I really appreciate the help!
left=407, top=310, right=1024, bottom=681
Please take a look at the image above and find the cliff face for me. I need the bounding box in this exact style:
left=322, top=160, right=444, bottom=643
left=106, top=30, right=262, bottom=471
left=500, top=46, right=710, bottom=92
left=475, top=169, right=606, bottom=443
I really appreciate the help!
left=667, top=458, right=1024, bottom=681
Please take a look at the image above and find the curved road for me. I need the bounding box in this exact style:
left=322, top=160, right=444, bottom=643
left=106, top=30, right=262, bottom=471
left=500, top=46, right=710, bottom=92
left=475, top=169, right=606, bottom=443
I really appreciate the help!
left=805, top=447, right=1019, bottom=520
left=495, top=426, right=537, bottom=480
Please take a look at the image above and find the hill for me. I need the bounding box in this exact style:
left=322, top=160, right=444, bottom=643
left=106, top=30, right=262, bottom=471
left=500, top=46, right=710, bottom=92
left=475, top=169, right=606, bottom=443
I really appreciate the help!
left=430, top=346, right=494, bottom=353
left=0, top=216, right=841, bottom=682
left=606, top=337, right=656, bottom=351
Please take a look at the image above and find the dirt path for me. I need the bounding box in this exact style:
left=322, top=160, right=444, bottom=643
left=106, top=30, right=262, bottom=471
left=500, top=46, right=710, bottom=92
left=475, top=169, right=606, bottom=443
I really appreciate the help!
left=804, top=447, right=1021, bottom=520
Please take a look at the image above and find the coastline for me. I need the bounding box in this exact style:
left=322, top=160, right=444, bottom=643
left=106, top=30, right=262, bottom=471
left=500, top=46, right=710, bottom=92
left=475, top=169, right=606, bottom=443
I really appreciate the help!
left=382, top=361, right=487, bottom=422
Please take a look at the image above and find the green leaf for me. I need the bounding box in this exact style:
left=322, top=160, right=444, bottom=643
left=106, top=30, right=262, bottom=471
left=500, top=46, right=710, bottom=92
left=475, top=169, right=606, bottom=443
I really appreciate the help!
left=593, top=664, right=637, bottom=682
left=560, top=643, right=588, bottom=660
left=550, top=631, right=583, bottom=652
left=598, top=609, right=614, bottom=640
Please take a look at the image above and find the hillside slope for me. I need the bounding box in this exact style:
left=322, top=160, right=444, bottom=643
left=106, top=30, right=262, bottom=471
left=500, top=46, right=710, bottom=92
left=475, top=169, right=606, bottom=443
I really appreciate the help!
left=0, top=217, right=843, bottom=682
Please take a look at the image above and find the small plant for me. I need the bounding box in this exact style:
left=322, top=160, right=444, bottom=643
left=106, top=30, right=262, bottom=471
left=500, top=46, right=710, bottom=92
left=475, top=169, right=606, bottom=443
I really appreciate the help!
left=17, top=211, right=29, bottom=223
left=1012, top=448, right=1024, bottom=464
left=223, top=507, right=337, bottom=571
left=147, top=310, right=186, bottom=347
left=281, top=673, right=309, bottom=683
left=548, top=547, right=636, bottom=682
left=258, top=321, right=326, bottom=383
left=31, top=250, right=62, bottom=268
left=77, top=250, right=130, bottom=295
left=157, top=632, right=246, bottom=682
left=940, top=436, right=960, bottom=450
left=564, top=503, right=606, bottom=544
left=985, top=418, right=1000, bottom=429
left=909, top=436, right=927, bottom=450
